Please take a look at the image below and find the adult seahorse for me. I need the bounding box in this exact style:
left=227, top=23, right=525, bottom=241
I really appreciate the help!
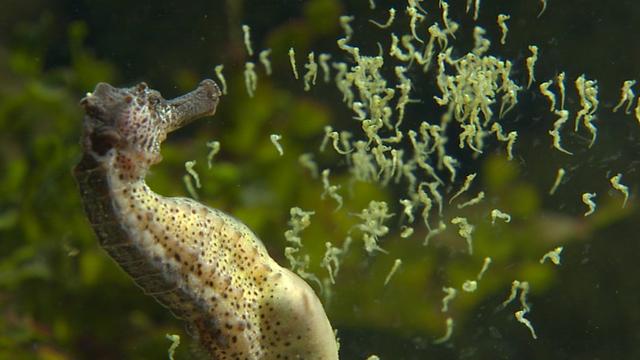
left=73, top=79, right=339, bottom=360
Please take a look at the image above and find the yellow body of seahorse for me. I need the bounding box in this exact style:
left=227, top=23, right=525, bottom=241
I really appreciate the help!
left=73, top=79, right=339, bottom=359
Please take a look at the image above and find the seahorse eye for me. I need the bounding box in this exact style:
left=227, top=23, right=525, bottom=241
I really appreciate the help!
left=148, top=95, right=160, bottom=106
left=147, top=91, right=164, bottom=110
left=136, top=82, right=148, bottom=92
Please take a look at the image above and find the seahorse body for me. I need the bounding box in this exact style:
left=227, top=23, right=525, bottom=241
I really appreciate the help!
left=73, top=80, right=339, bottom=359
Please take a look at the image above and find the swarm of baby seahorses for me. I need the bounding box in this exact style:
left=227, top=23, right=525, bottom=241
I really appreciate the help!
left=74, top=79, right=339, bottom=359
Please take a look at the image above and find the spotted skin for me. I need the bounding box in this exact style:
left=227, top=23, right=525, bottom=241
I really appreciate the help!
left=73, top=80, right=339, bottom=360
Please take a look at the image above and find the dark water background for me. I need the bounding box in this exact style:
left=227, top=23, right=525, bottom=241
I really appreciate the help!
left=0, top=0, right=639, bottom=359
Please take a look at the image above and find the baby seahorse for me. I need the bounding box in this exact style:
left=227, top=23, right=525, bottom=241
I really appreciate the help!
left=73, top=79, right=339, bottom=360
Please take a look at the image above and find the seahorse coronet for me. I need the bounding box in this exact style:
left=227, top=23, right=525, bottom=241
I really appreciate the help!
left=74, top=79, right=339, bottom=360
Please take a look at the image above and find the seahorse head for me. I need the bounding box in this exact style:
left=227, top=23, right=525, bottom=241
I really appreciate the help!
left=79, top=79, right=220, bottom=177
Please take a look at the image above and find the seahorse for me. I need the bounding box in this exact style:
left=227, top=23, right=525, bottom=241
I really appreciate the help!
left=73, top=79, right=339, bottom=360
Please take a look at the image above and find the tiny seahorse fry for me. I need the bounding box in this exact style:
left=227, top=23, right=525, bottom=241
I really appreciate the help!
left=73, top=80, right=339, bottom=359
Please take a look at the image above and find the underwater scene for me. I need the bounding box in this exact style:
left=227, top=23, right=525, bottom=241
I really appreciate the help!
left=1, top=0, right=639, bottom=359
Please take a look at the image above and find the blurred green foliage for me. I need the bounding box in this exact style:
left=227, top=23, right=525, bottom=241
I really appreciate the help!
left=0, top=0, right=639, bottom=359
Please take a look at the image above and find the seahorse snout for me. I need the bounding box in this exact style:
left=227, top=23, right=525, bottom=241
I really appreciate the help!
left=165, top=79, right=222, bottom=133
